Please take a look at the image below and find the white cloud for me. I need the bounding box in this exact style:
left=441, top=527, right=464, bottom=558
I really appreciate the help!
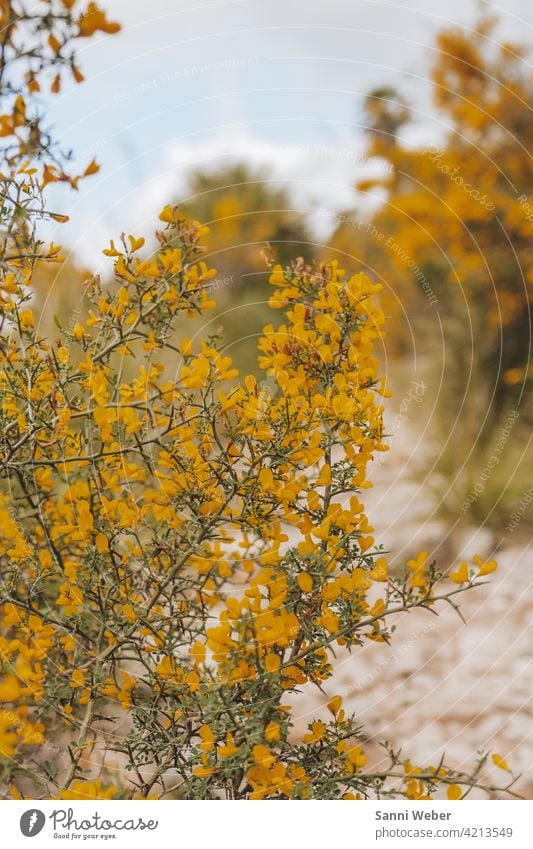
left=41, top=0, right=533, bottom=266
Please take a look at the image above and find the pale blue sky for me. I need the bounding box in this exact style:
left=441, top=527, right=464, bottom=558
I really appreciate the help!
left=42, top=0, right=533, bottom=266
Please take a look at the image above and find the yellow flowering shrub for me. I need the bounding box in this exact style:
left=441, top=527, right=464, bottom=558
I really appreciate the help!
left=328, top=13, right=532, bottom=527
left=0, top=2, right=517, bottom=800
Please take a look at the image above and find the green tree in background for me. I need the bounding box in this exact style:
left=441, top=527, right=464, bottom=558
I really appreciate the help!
left=179, top=164, right=314, bottom=373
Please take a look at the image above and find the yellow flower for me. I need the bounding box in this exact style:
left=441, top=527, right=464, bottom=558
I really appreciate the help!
left=449, top=562, right=469, bottom=585
left=198, top=724, right=215, bottom=752
left=252, top=744, right=275, bottom=767
left=193, top=764, right=216, bottom=778
left=447, top=784, right=462, bottom=799
left=122, top=603, right=136, bottom=624
left=70, top=669, right=84, bottom=689
left=56, top=346, right=69, bottom=365
left=190, top=641, right=206, bottom=665
left=474, top=555, right=497, bottom=576
left=407, top=550, right=428, bottom=589
left=82, top=158, right=100, bottom=178
left=60, top=779, right=117, bottom=800
left=346, top=745, right=367, bottom=769
left=264, top=653, right=281, bottom=673
left=19, top=309, right=34, bottom=331
left=303, top=721, right=326, bottom=744
left=72, top=322, right=86, bottom=340
left=78, top=4, right=121, bottom=37
left=95, top=533, right=109, bottom=553
left=327, top=695, right=342, bottom=717
left=218, top=732, right=238, bottom=758
left=128, top=234, right=145, bottom=252
left=56, top=583, right=84, bottom=615
left=492, top=753, right=510, bottom=772
left=159, top=205, right=178, bottom=224
left=369, top=556, right=388, bottom=582
left=315, top=464, right=332, bottom=486
left=0, top=675, right=21, bottom=702
left=296, top=572, right=313, bottom=593
left=265, top=721, right=281, bottom=743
